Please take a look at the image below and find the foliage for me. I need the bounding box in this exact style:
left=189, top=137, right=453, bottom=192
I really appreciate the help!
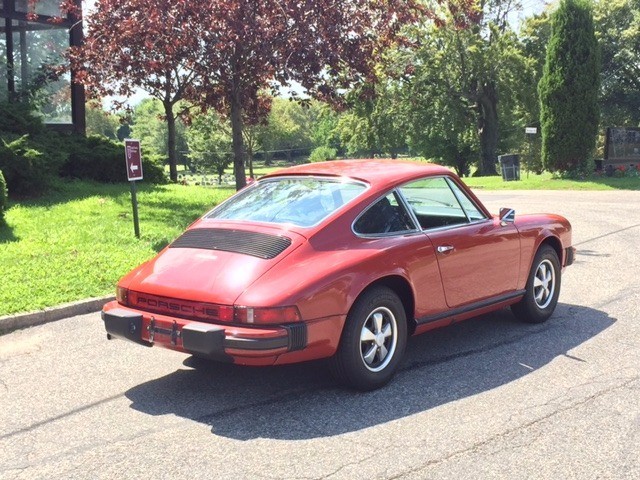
left=70, top=0, right=211, bottom=181
left=0, top=181, right=233, bottom=316
left=336, top=80, right=408, bottom=159
left=71, top=0, right=431, bottom=188
left=60, top=135, right=167, bottom=184
left=130, top=98, right=188, bottom=162
left=185, top=110, right=232, bottom=183
left=0, top=169, right=7, bottom=223
left=258, top=98, right=316, bottom=162
left=309, top=146, right=338, bottom=163
left=311, top=104, right=343, bottom=153
left=593, top=0, right=640, bottom=127
left=539, top=0, right=600, bottom=173
left=85, top=101, right=120, bottom=139
left=0, top=135, right=50, bottom=195
left=399, top=3, right=531, bottom=176
left=0, top=100, right=45, bottom=136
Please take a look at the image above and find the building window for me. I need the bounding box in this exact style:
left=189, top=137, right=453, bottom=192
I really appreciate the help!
left=1, top=0, right=84, bottom=131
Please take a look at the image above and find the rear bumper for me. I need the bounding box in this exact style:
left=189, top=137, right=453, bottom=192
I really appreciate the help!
left=101, top=302, right=342, bottom=365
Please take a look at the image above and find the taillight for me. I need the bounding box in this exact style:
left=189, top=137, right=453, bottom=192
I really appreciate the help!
left=116, top=286, right=128, bottom=305
left=234, top=306, right=302, bottom=324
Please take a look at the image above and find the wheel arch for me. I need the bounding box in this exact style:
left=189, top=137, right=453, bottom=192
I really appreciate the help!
left=538, top=235, right=563, bottom=265
left=354, top=275, right=416, bottom=335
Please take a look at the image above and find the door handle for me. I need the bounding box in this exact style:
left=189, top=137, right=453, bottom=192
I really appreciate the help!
left=437, top=245, right=454, bottom=254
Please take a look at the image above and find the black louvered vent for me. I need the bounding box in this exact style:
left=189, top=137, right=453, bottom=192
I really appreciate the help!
left=169, top=228, right=292, bottom=260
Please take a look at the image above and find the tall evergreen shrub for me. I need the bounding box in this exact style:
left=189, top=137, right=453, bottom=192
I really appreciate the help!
left=538, top=0, right=600, bottom=173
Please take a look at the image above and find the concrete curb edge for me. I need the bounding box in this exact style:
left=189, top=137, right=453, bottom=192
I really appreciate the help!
left=0, top=295, right=115, bottom=335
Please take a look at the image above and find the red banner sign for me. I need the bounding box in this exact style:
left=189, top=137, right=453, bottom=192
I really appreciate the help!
left=125, top=139, right=143, bottom=181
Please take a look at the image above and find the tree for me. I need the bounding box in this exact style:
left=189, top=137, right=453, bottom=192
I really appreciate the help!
left=399, top=2, right=530, bottom=175
left=539, top=0, right=600, bottom=173
left=336, top=80, right=408, bottom=159
left=69, top=0, right=210, bottom=181
left=85, top=101, right=120, bottom=139
left=130, top=98, right=188, bottom=164
left=195, top=0, right=430, bottom=189
left=186, top=110, right=232, bottom=184
left=258, top=98, right=316, bottom=163
left=594, top=0, right=640, bottom=127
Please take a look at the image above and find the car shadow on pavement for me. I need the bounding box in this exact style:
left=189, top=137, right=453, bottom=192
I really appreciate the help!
left=125, top=303, right=614, bottom=440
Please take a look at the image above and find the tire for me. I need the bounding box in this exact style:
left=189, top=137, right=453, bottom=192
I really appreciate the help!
left=511, top=245, right=561, bottom=324
left=329, top=286, right=407, bottom=391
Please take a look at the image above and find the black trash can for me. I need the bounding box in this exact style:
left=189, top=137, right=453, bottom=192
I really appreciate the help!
left=499, top=154, right=521, bottom=181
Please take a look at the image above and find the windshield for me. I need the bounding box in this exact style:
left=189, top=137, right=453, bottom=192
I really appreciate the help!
left=208, top=177, right=367, bottom=227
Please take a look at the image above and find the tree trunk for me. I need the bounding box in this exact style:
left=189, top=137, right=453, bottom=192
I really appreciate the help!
left=476, top=82, right=499, bottom=176
left=230, top=92, right=246, bottom=190
left=164, top=102, right=178, bottom=182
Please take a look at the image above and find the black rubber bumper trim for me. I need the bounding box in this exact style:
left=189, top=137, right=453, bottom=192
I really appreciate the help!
left=102, top=309, right=152, bottom=347
left=284, top=323, right=308, bottom=351
left=416, top=290, right=526, bottom=325
left=565, top=247, right=576, bottom=266
left=103, top=309, right=307, bottom=356
left=224, top=335, right=289, bottom=351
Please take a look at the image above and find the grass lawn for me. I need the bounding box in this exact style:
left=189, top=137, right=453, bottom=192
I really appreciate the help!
left=0, top=181, right=233, bottom=317
left=463, top=171, right=640, bottom=190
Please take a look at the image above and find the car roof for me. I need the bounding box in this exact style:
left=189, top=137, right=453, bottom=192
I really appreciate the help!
left=261, top=159, right=453, bottom=189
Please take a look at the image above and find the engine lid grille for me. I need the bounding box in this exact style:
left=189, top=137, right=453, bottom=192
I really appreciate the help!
left=169, top=228, right=292, bottom=259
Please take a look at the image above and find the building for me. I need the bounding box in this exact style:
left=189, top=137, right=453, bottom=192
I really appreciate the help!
left=1, top=0, right=85, bottom=133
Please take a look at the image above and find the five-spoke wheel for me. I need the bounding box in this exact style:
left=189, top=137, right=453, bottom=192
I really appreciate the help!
left=512, top=245, right=561, bottom=323
left=330, top=287, right=407, bottom=391
left=360, top=307, right=398, bottom=373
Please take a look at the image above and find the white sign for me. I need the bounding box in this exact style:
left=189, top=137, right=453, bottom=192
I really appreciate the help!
left=525, top=127, right=538, bottom=135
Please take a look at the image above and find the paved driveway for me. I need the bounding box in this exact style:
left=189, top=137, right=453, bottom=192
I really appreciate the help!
left=1, top=190, right=639, bottom=479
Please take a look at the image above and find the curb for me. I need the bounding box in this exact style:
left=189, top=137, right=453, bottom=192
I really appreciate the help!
left=0, top=295, right=115, bottom=335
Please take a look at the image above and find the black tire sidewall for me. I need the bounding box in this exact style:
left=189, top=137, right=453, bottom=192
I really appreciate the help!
left=518, top=246, right=561, bottom=323
left=334, top=287, right=408, bottom=390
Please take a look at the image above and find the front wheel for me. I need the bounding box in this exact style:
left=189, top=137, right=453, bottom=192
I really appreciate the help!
left=511, top=245, right=561, bottom=323
left=329, top=287, right=407, bottom=391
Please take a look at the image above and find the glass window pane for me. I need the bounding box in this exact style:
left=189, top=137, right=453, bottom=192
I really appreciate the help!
left=15, top=0, right=63, bottom=17
left=447, top=180, right=485, bottom=221
left=12, top=20, right=71, bottom=123
left=354, top=192, right=415, bottom=235
left=400, top=177, right=469, bottom=230
left=209, top=178, right=366, bottom=227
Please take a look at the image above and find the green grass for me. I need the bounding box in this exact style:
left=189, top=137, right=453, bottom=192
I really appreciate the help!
left=0, top=181, right=233, bottom=317
left=463, top=172, right=640, bottom=190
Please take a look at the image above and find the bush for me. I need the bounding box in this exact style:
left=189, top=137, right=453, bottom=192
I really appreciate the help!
left=0, top=101, right=45, bottom=136
left=0, top=169, right=7, bottom=222
left=0, top=135, right=52, bottom=196
left=539, top=0, right=600, bottom=173
left=309, top=146, right=338, bottom=162
left=60, top=135, right=166, bottom=184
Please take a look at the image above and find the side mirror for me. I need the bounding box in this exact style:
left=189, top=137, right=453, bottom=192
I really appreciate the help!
left=499, top=207, right=515, bottom=223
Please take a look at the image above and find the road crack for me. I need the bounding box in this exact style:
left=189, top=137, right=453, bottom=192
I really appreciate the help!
left=387, top=376, right=639, bottom=479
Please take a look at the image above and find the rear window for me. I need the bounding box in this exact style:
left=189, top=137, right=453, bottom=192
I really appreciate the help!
left=208, top=177, right=367, bottom=227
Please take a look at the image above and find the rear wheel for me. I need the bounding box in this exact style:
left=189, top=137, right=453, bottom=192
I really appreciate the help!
left=511, top=245, right=561, bottom=323
left=329, top=287, right=407, bottom=391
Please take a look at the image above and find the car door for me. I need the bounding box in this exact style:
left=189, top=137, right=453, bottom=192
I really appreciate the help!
left=398, top=176, right=521, bottom=309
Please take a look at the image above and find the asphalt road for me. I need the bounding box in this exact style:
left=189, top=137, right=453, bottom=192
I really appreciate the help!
left=1, top=190, right=639, bottom=480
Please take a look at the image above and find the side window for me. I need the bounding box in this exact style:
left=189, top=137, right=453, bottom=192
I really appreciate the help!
left=399, top=177, right=471, bottom=230
left=354, top=192, right=415, bottom=235
left=447, top=180, right=486, bottom=221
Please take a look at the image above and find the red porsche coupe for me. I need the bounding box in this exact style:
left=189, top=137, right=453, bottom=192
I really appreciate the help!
left=102, top=160, right=575, bottom=390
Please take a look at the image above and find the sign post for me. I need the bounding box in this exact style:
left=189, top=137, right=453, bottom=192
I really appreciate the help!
left=125, top=139, right=143, bottom=238
left=525, top=127, right=538, bottom=179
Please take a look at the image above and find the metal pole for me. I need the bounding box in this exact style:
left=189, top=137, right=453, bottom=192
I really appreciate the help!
left=130, top=181, right=140, bottom=238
